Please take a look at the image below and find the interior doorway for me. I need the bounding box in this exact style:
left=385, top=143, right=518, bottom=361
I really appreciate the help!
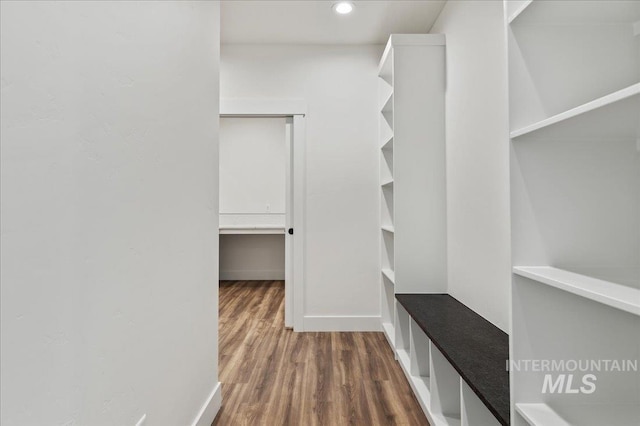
left=219, top=99, right=306, bottom=330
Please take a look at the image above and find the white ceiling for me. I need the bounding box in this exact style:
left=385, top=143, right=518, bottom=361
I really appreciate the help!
left=221, top=1, right=447, bottom=45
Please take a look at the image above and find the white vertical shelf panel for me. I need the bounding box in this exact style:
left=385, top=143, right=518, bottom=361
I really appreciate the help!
left=409, top=319, right=430, bottom=379
left=395, top=301, right=410, bottom=354
left=391, top=35, right=447, bottom=295
left=380, top=276, right=396, bottom=347
left=461, top=380, right=501, bottom=426
left=398, top=318, right=439, bottom=425
left=430, top=342, right=462, bottom=424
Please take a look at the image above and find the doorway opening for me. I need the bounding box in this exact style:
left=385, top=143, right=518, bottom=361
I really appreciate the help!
left=219, top=99, right=306, bottom=330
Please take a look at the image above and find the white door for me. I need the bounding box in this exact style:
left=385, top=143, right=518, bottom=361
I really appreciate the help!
left=284, top=117, right=293, bottom=328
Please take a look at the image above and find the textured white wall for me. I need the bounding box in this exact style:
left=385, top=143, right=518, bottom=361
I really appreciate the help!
left=220, top=117, right=286, bottom=215
left=431, top=1, right=512, bottom=331
left=0, top=2, right=221, bottom=425
left=221, top=45, right=381, bottom=325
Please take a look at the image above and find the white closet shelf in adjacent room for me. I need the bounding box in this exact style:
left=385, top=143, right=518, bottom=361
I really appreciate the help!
left=513, top=266, right=640, bottom=316
left=510, top=83, right=640, bottom=140
left=219, top=225, right=286, bottom=235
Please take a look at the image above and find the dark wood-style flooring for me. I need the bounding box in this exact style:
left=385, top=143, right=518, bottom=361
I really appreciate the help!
left=213, top=280, right=428, bottom=426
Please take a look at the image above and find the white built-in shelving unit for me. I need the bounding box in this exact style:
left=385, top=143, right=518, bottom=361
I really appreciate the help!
left=394, top=295, right=508, bottom=426
left=506, top=1, right=640, bottom=424
left=379, top=34, right=461, bottom=425
left=378, top=33, right=447, bottom=350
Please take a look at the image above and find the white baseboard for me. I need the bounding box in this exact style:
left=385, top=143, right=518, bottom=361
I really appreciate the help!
left=303, top=315, right=382, bottom=332
left=191, top=382, right=222, bottom=426
left=219, top=269, right=285, bottom=281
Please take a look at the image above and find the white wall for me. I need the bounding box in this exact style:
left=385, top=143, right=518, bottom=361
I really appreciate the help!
left=431, top=1, right=512, bottom=331
left=221, top=45, right=381, bottom=329
left=0, top=2, right=221, bottom=425
left=220, top=117, right=286, bottom=215
left=220, top=235, right=285, bottom=280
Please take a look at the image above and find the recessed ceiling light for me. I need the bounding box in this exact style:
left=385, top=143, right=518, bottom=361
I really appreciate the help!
left=333, top=2, right=354, bottom=15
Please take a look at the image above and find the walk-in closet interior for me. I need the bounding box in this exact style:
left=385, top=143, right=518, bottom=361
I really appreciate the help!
left=1, top=1, right=638, bottom=425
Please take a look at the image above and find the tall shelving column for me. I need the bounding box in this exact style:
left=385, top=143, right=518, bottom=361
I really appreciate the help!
left=378, top=34, right=447, bottom=351
left=506, top=1, right=640, bottom=425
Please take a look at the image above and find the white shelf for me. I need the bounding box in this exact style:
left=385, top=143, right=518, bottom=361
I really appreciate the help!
left=516, top=403, right=569, bottom=426
left=381, top=136, right=393, bottom=151
left=381, top=178, right=394, bottom=188
left=381, top=93, right=393, bottom=114
left=219, top=225, right=285, bottom=235
left=381, top=109, right=393, bottom=130
left=517, top=402, right=640, bottom=426
left=510, top=0, right=640, bottom=26
left=382, top=268, right=395, bottom=284
left=432, top=414, right=461, bottom=426
left=510, top=83, right=640, bottom=139
left=379, top=115, right=393, bottom=146
left=513, top=266, right=640, bottom=316
left=507, top=0, right=534, bottom=24
left=381, top=225, right=395, bottom=234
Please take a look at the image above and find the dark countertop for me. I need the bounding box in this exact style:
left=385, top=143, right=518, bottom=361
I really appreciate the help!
left=395, top=294, right=510, bottom=426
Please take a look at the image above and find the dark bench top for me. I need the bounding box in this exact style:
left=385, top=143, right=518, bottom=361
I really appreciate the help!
left=395, top=294, right=510, bottom=426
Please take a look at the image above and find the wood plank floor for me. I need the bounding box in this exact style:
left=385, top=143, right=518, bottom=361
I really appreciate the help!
left=213, top=280, right=429, bottom=426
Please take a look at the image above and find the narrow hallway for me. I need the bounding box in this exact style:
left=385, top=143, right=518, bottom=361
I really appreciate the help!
left=215, top=281, right=428, bottom=425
